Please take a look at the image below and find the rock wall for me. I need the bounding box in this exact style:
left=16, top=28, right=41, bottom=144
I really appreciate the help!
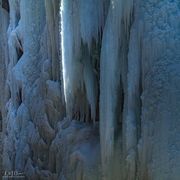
left=1, top=0, right=180, bottom=180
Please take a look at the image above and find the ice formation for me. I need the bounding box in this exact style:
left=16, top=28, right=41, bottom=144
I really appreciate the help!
left=61, top=0, right=108, bottom=123
left=100, top=0, right=134, bottom=179
left=1, top=0, right=180, bottom=179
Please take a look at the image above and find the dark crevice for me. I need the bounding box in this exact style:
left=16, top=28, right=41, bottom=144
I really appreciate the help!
left=95, top=33, right=102, bottom=123
left=2, top=0, right=9, bottom=13
left=114, top=77, right=124, bottom=142
left=17, top=39, right=23, bottom=60
left=18, top=88, right=22, bottom=106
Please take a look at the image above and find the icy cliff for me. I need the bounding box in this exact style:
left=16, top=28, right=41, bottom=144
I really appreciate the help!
left=1, top=0, right=180, bottom=179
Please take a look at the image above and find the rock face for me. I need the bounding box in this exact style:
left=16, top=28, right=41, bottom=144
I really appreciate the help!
left=0, top=0, right=180, bottom=179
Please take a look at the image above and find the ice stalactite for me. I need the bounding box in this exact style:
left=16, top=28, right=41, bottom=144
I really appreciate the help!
left=61, top=0, right=108, bottom=123
left=45, top=0, right=60, bottom=81
left=124, top=10, right=142, bottom=180
left=100, top=0, right=133, bottom=179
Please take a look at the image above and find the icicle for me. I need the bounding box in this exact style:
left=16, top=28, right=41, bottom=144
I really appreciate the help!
left=124, top=19, right=141, bottom=180
left=61, top=0, right=81, bottom=106
left=100, top=0, right=134, bottom=179
left=79, top=0, right=104, bottom=50
left=100, top=1, right=122, bottom=178
left=123, top=0, right=134, bottom=31
left=61, top=0, right=107, bottom=122
left=45, top=0, right=60, bottom=81
left=83, top=51, right=98, bottom=123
